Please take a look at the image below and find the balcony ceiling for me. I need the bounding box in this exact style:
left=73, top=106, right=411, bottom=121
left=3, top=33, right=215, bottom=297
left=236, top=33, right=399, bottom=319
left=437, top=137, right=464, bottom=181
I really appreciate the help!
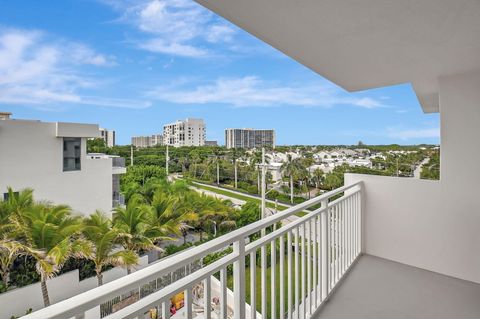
left=196, top=0, right=480, bottom=113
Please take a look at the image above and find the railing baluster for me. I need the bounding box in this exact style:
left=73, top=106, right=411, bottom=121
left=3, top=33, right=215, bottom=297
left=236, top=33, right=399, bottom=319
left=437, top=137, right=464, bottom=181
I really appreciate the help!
left=204, top=277, right=211, bottom=319
left=280, top=235, right=285, bottom=319
left=321, top=200, right=329, bottom=299
left=220, top=268, right=227, bottom=319
left=317, top=214, right=322, bottom=303
left=294, top=227, right=300, bottom=319
left=355, top=193, right=359, bottom=257
left=234, top=238, right=246, bottom=319
left=250, top=251, right=257, bottom=319
left=261, top=242, right=267, bottom=319
left=162, top=300, right=170, bottom=319
left=351, top=195, right=354, bottom=261
left=346, top=196, right=350, bottom=265
left=307, top=217, right=311, bottom=316
left=185, top=287, right=192, bottom=319
left=332, top=206, right=336, bottom=286
left=287, top=231, right=293, bottom=319
left=358, top=191, right=362, bottom=254
left=336, top=205, right=339, bottom=283
left=331, top=206, right=335, bottom=287
left=342, top=200, right=346, bottom=274
left=312, top=218, right=317, bottom=310
left=271, top=239, right=277, bottom=319
left=301, top=222, right=306, bottom=319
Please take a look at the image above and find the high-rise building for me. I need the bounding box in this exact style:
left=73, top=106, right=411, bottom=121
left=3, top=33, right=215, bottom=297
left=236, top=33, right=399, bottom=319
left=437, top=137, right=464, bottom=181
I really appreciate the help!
left=131, top=134, right=163, bottom=148
left=225, top=128, right=275, bottom=149
left=99, top=128, right=116, bottom=147
left=205, top=140, right=218, bottom=146
left=163, top=118, right=206, bottom=147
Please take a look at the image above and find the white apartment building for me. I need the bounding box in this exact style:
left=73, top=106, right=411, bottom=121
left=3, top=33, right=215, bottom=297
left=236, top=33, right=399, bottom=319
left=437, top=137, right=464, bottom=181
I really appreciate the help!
left=0, top=114, right=126, bottom=216
left=163, top=118, right=206, bottom=147
left=131, top=134, right=163, bottom=148
left=99, top=128, right=115, bottom=147
left=225, top=128, right=275, bottom=149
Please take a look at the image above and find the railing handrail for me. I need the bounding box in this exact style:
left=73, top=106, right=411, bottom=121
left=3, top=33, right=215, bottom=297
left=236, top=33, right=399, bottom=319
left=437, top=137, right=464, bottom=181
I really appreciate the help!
left=22, top=181, right=362, bottom=319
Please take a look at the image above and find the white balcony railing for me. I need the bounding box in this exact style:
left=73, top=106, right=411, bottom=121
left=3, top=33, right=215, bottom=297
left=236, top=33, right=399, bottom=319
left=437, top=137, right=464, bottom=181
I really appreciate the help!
left=23, top=182, right=363, bottom=319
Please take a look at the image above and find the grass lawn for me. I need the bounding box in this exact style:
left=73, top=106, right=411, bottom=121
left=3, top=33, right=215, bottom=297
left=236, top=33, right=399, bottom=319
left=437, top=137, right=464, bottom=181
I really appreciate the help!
left=192, top=182, right=308, bottom=217
left=226, top=258, right=297, bottom=319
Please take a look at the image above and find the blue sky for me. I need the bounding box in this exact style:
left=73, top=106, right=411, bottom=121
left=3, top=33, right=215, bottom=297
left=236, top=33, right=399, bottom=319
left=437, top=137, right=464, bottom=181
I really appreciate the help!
left=0, top=0, right=439, bottom=145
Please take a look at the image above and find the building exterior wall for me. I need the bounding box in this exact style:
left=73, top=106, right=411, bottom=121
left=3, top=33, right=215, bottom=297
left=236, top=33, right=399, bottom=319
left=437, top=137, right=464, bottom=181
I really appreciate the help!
left=131, top=134, right=162, bottom=148
left=99, top=128, right=115, bottom=147
left=205, top=140, right=218, bottom=146
left=344, top=70, right=480, bottom=284
left=0, top=256, right=149, bottom=319
left=163, top=118, right=205, bottom=147
left=225, top=128, right=275, bottom=149
left=0, top=120, right=114, bottom=216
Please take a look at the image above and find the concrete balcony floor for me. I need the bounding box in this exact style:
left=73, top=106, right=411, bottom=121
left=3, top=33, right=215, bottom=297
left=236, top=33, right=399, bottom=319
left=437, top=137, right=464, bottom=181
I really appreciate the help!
left=314, top=255, right=480, bottom=319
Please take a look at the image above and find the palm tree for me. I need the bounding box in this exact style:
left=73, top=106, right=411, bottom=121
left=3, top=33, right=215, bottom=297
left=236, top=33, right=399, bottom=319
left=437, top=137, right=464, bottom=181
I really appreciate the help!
left=281, top=154, right=303, bottom=203
left=0, top=239, right=41, bottom=289
left=14, top=203, right=91, bottom=307
left=0, top=188, right=42, bottom=289
left=312, top=168, right=325, bottom=194
left=229, top=148, right=242, bottom=189
left=113, top=195, right=162, bottom=274
left=189, top=150, right=201, bottom=179
left=1, top=187, right=34, bottom=222
left=150, top=191, right=197, bottom=240
left=83, top=211, right=138, bottom=286
left=183, top=193, right=236, bottom=241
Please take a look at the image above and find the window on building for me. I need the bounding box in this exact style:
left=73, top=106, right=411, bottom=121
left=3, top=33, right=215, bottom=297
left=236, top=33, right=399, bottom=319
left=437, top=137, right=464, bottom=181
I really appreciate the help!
left=63, top=137, right=81, bottom=171
left=3, top=191, right=19, bottom=201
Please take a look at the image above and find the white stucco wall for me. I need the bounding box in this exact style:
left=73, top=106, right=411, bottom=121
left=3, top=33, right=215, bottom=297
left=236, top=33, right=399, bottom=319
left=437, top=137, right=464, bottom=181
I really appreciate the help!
left=344, top=70, right=480, bottom=284
left=0, top=256, right=149, bottom=319
left=0, top=120, right=113, bottom=216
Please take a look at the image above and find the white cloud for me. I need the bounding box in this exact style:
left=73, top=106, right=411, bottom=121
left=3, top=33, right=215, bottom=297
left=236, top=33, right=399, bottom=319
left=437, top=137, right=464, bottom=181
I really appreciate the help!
left=0, top=28, right=149, bottom=109
left=387, top=127, right=440, bottom=140
left=68, top=43, right=116, bottom=66
left=139, top=39, right=208, bottom=57
left=206, top=25, right=235, bottom=43
left=105, top=0, right=236, bottom=57
left=147, top=76, right=386, bottom=109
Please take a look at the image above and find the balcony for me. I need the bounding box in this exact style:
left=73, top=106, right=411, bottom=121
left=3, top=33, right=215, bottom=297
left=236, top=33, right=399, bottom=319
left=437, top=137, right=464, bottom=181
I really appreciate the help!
left=23, top=182, right=363, bottom=319
left=19, top=176, right=480, bottom=319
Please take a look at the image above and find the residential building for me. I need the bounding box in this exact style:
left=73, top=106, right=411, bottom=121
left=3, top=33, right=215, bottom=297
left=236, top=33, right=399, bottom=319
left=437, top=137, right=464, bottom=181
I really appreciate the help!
left=22, top=2, right=480, bottom=319
left=225, top=128, right=275, bottom=149
left=205, top=140, right=218, bottom=146
left=163, top=118, right=206, bottom=147
left=99, top=128, right=115, bottom=147
left=131, top=134, right=163, bottom=148
left=0, top=114, right=126, bottom=216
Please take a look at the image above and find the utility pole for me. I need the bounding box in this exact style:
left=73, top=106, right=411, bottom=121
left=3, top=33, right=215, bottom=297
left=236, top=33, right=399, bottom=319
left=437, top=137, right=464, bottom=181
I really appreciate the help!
left=216, top=159, right=220, bottom=185
left=166, top=144, right=169, bottom=176
left=261, top=147, right=266, bottom=221
left=130, top=145, right=133, bottom=166
left=234, top=151, right=238, bottom=189
left=396, top=157, right=399, bottom=177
